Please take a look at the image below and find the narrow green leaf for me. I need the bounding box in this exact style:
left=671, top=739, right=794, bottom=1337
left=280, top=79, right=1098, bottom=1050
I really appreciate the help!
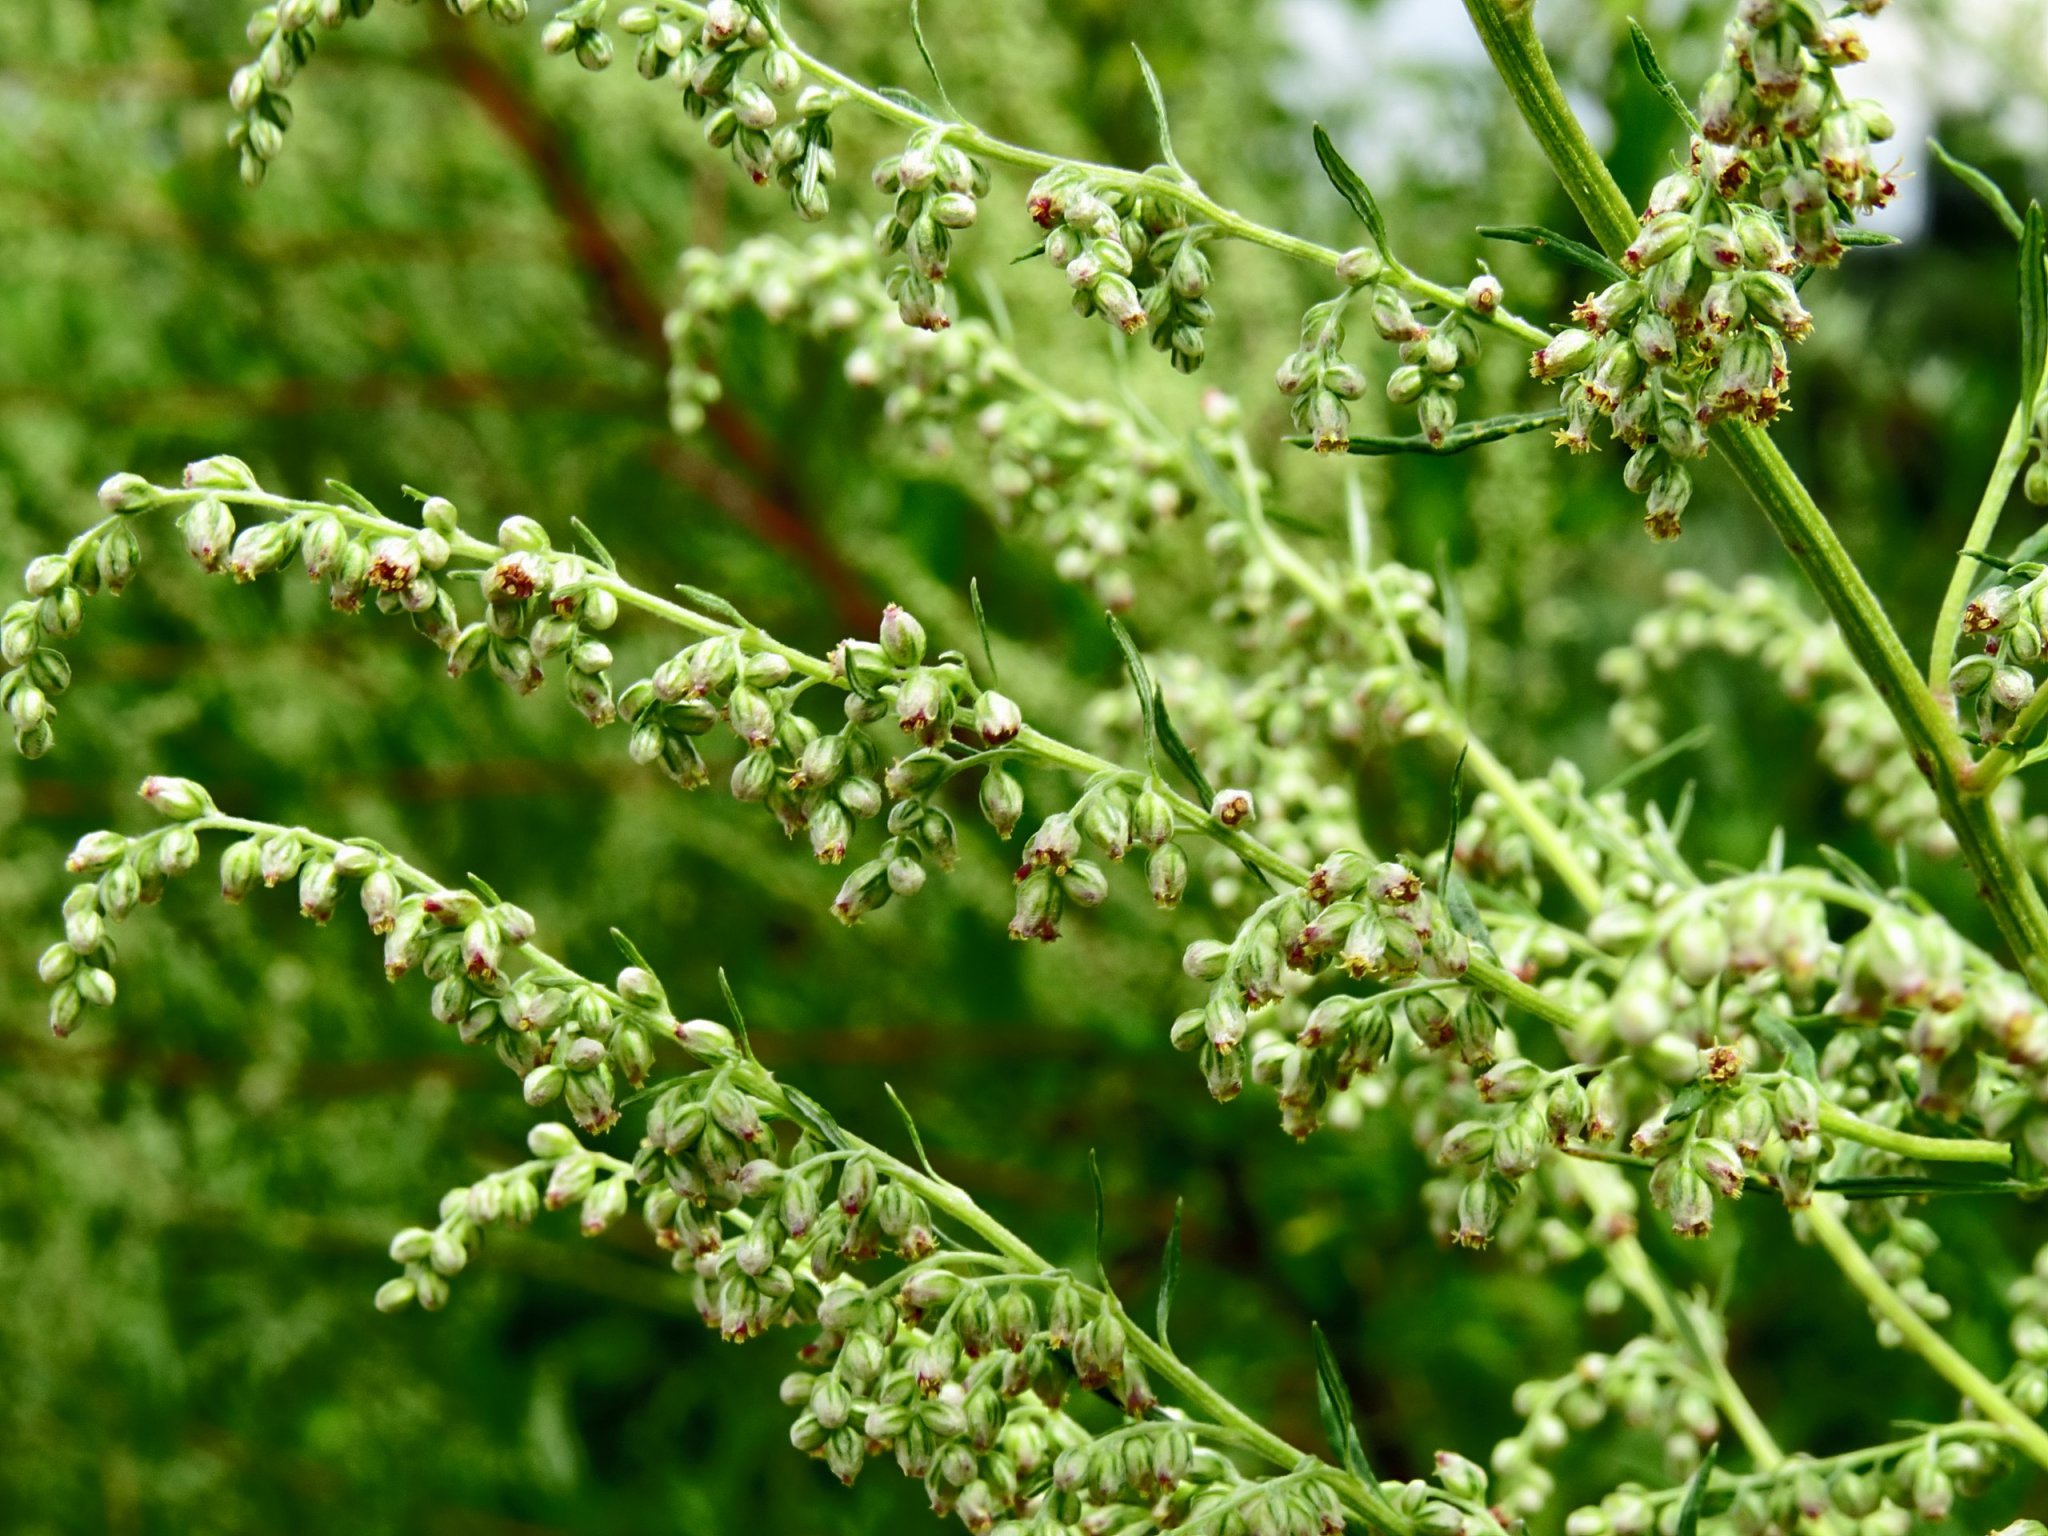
left=717, top=965, right=755, bottom=1061
left=610, top=927, right=651, bottom=971
left=1010, top=239, right=1048, bottom=265
left=1595, top=723, right=1713, bottom=797
left=1286, top=407, right=1569, bottom=457
left=1929, top=137, right=2024, bottom=239
left=1959, top=546, right=2021, bottom=573
left=1106, top=613, right=1161, bottom=773
left=907, top=0, right=960, bottom=119
left=1438, top=749, right=1491, bottom=945
left=1626, top=20, right=1700, bottom=133
left=781, top=1085, right=850, bottom=1150
left=875, top=85, right=939, bottom=119
left=1153, top=693, right=1215, bottom=810
left=1310, top=1323, right=1380, bottom=1485
left=1664, top=1082, right=1708, bottom=1125
left=969, top=576, right=998, bottom=686
left=1155, top=1197, right=1182, bottom=1353
left=1675, top=1444, right=1717, bottom=1536
left=1477, top=224, right=1629, bottom=283
left=324, top=479, right=383, bottom=519
left=1089, top=1149, right=1109, bottom=1289
left=1311, top=123, right=1390, bottom=255
left=1753, top=1007, right=1818, bottom=1083
left=465, top=871, right=505, bottom=905
left=1131, top=44, right=1181, bottom=172
left=675, top=582, right=749, bottom=629
left=1816, top=844, right=1886, bottom=900
left=569, top=515, right=617, bottom=571
left=1837, top=229, right=1901, bottom=249
left=884, top=1082, right=938, bottom=1179
left=1436, top=544, right=1468, bottom=715
left=2019, top=202, right=2046, bottom=414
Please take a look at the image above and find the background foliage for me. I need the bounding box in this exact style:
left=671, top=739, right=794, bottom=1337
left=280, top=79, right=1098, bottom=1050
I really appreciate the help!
left=5, top=0, right=2048, bottom=1530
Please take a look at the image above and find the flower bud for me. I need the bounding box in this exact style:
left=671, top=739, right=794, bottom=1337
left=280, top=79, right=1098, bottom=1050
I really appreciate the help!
left=972, top=690, right=1021, bottom=745
left=878, top=603, right=926, bottom=667
left=139, top=776, right=212, bottom=820
left=1211, top=787, right=1255, bottom=828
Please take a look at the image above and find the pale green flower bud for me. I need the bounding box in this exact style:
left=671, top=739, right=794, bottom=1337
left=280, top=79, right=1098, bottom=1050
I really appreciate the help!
left=97, top=472, right=160, bottom=514
left=139, top=775, right=212, bottom=820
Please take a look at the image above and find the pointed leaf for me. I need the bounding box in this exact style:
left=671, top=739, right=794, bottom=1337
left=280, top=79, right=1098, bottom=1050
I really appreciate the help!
left=1106, top=613, right=1161, bottom=774
left=1675, top=1444, right=1717, bottom=1536
left=1155, top=1198, right=1182, bottom=1352
left=1089, top=1149, right=1109, bottom=1289
left=1627, top=20, right=1700, bottom=133
left=569, top=515, right=617, bottom=571
left=1435, top=544, right=1468, bottom=715
left=1595, top=723, right=1713, bottom=796
left=876, top=85, right=939, bottom=119
left=610, top=927, right=652, bottom=972
left=1310, top=1323, right=1381, bottom=1485
left=1438, top=749, right=1492, bottom=945
left=1477, top=224, right=1628, bottom=283
left=717, top=966, right=755, bottom=1061
left=1010, top=239, right=1049, bottom=265
left=781, top=1085, right=851, bottom=1150
left=2020, top=202, right=2046, bottom=414
left=1131, top=44, right=1181, bottom=172
left=1753, top=1007, right=1818, bottom=1082
left=907, top=0, right=960, bottom=119
left=465, top=871, right=505, bottom=905
left=969, top=576, right=998, bottom=686
left=675, top=583, right=749, bottom=629
left=885, top=1082, right=938, bottom=1178
left=324, top=479, right=384, bottom=520
left=1837, top=229, right=1901, bottom=249
left=1286, top=407, right=1569, bottom=457
left=1311, top=123, right=1390, bottom=255
left=1929, top=138, right=2024, bottom=240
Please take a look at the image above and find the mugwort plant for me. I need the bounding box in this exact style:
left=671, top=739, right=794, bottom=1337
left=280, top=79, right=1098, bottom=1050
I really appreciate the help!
left=16, top=0, right=2048, bottom=1531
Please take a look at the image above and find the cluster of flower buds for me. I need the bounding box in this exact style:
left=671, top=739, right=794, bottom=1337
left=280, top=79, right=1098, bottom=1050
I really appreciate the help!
left=873, top=129, right=992, bottom=329
left=1531, top=2, right=1895, bottom=537
left=377, top=1121, right=625, bottom=1312
left=1702, top=0, right=1898, bottom=262
left=1005, top=778, right=1188, bottom=943
left=665, top=235, right=1201, bottom=609
left=540, top=0, right=614, bottom=69
left=1381, top=281, right=1488, bottom=449
left=615, top=0, right=842, bottom=217
left=1173, top=852, right=1475, bottom=1131
left=1274, top=296, right=1367, bottom=454
left=2002, top=1240, right=2048, bottom=1418
left=2, top=473, right=151, bottom=756
left=225, top=0, right=431, bottom=187
left=1950, top=566, right=2048, bottom=748
left=1494, top=1339, right=1725, bottom=1522
left=451, top=515, right=621, bottom=724
left=36, top=777, right=228, bottom=1037
left=1025, top=170, right=1157, bottom=341
left=1563, top=1423, right=2012, bottom=1536
left=1825, top=907, right=2048, bottom=1163
left=1603, top=571, right=2048, bottom=870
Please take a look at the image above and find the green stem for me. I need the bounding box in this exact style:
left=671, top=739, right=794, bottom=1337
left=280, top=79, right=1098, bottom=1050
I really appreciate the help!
left=1229, top=443, right=1605, bottom=912
left=184, top=806, right=1411, bottom=1532
left=1563, top=1161, right=1784, bottom=1470
left=735, top=3, right=1551, bottom=347
left=1804, top=1196, right=2048, bottom=1472
left=1460, top=0, right=2048, bottom=998
left=1929, top=402, right=2031, bottom=692
left=1815, top=1104, right=2013, bottom=1168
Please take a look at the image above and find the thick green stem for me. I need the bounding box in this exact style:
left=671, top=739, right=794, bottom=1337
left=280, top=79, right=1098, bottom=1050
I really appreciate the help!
left=1805, top=1197, right=2048, bottom=1472
left=1815, top=1104, right=2013, bottom=1168
left=1460, top=0, right=2048, bottom=998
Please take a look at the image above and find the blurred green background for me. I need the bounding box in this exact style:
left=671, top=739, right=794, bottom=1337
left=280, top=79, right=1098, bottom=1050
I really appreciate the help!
left=5, top=0, right=2047, bottom=1530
